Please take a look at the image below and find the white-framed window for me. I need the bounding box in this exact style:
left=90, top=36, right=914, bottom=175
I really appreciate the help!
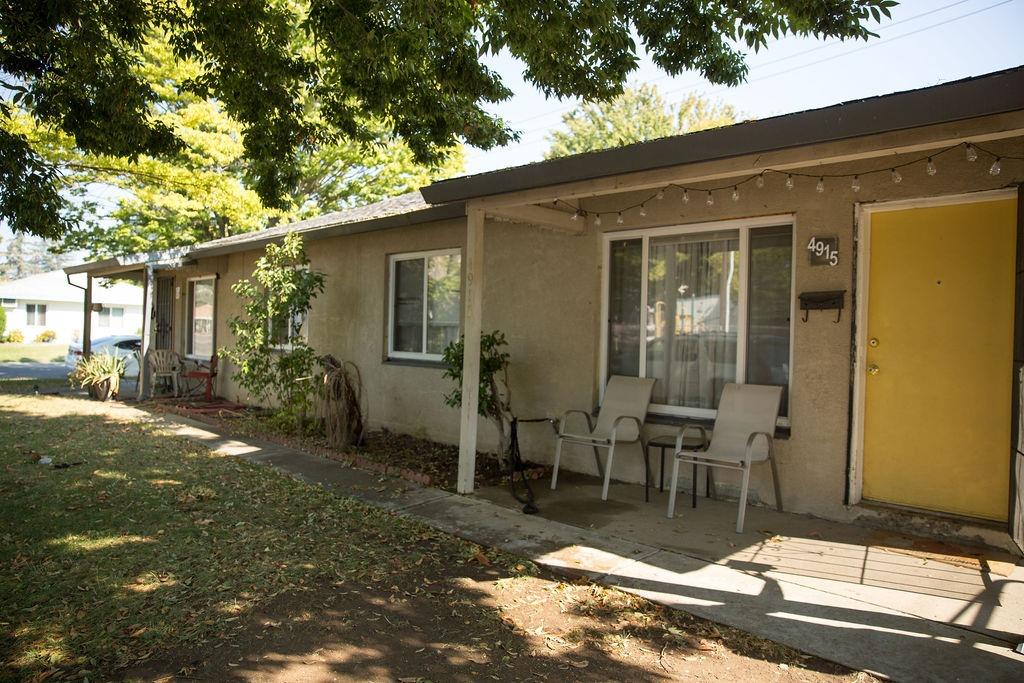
left=268, top=310, right=305, bottom=351
left=97, top=306, right=124, bottom=328
left=25, top=303, right=47, bottom=326
left=0, top=298, right=15, bottom=309
left=602, top=215, right=794, bottom=420
left=387, top=249, right=462, bottom=361
left=186, top=277, right=216, bottom=359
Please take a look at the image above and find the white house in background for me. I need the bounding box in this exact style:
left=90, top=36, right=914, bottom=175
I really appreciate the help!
left=0, top=270, right=143, bottom=343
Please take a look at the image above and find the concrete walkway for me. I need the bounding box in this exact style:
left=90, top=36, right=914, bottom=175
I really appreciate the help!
left=151, top=411, right=1024, bottom=682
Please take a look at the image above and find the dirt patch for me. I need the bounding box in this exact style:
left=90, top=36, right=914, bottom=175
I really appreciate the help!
left=124, top=560, right=871, bottom=683
left=150, top=402, right=549, bottom=491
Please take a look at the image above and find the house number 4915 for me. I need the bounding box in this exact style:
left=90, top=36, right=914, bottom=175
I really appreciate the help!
left=807, top=236, right=839, bottom=267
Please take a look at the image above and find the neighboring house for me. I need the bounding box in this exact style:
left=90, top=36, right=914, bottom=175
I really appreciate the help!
left=0, top=270, right=143, bottom=343
left=66, top=67, right=1024, bottom=552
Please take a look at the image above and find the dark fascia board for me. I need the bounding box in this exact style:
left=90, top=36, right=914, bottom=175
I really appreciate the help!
left=186, top=202, right=466, bottom=260
left=422, top=66, right=1024, bottom=204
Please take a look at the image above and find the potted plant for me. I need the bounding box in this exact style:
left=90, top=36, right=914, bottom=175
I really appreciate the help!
left=69, top=352, right=126, bottom=401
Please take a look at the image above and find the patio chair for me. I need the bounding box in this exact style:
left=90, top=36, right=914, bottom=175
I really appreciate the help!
left=147, top=349, right=180, bottom=398
left=667, top=383, right=783, bottom=533
left=551, top=375, right=656, bottom=501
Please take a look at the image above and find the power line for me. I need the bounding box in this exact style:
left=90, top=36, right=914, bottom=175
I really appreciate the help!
left=504, top=0, right=985, bottom=131
left=503, top=0, right=1017, bottom=153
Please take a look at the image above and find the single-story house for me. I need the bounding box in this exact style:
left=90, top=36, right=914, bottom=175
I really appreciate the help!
left=66, top=66, right=1024, bottom=552
left=0, top=269, right=143, bottom=343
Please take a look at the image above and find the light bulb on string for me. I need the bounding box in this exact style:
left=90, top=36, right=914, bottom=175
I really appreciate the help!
left=655, top=189, right=664, bottom=201
left=756, top=173, right=765, bottom=188
left=571, top=211, right=579, bottom=222
left=706, top=191, right=714, bottom=206
left=966, top=144, right=978, bottom=162
left=926, top=158, right=937, bottom=176
left=731, top=186, right=740, bottom=202
left=785, top=175, right=794, bottom=190
left=616, top=212, right=624, bottom=225
left=815, top=177, right=825, bottom=193
left=594, top=214, right=602, bottom=227
left=639, top=204, right=647, bottom=217
left=989, top=158, right=1002, bottom=175
left=851, top=175, right=861, bottom=192
left=891, top=168, right=902, bottom=184
left=681, top=189, right=690, bottom=204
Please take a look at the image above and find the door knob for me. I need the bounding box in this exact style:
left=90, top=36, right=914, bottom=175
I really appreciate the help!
left=867, top=364, right=880, bottom=375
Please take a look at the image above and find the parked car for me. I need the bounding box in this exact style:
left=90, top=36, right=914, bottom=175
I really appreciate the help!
left=65, top=335, right=141, bottom=377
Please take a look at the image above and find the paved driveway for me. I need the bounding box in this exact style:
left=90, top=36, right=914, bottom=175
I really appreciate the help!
left=0, top=362, right=69, bottom=380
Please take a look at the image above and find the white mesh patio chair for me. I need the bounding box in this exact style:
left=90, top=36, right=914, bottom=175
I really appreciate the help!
left=551, top=375, right=656, bottom=501
left=147, top=349, right=180, bottom=398
left=667, top=383, right=783, bottom=533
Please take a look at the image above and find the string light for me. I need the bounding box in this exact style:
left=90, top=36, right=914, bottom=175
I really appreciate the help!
left=555, top=143, right=1018, bottom=226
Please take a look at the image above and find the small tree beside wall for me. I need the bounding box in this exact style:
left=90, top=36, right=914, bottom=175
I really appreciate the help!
left=223, top=232, right=325, bottom=432
left=442, top=330, right=513, bottom=465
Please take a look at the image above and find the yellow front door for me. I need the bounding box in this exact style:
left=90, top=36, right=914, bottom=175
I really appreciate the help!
left=862, top=195, right=1017, bottom=521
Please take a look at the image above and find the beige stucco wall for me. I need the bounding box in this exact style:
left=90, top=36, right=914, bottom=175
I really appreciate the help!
left=153, top=134, right=1024, bottom=524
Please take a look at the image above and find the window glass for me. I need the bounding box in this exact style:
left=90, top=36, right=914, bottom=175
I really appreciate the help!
left=747, top=225, right=793, bottom=415
left=26, top=304, right=46, bottom=326
left=646, top=230, right=740, bottom=409
left=269, top=310, right=304, bottom=348
left=188, top=280, right=215, bottom=358
left=425, top=253, right=461, bottom=354
left=390, top=251, right=461, bottom=359
left=607, top=223, right=792, bottom=417
left=607, top=239, right=642, bottom=377
left=98, top=308, right=110, bottom=327
left=393, top=258, right=425, bottom=353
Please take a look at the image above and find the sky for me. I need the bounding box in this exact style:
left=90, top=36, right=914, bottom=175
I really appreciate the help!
left=464, top=0, right=1024, bottom=175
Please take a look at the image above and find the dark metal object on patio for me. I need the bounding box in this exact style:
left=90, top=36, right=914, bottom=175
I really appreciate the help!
left=507, top=416, right=559, bottom=515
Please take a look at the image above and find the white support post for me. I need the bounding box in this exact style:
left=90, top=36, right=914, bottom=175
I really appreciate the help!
left=457, top=207, right=485, bottom=494
left=82, top=275, right=93, bottom=358
left=137, top=265, right=153, bottom=401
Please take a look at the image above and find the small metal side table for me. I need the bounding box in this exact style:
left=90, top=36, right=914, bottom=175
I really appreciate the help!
left=645, top=433, right=708, bottom=504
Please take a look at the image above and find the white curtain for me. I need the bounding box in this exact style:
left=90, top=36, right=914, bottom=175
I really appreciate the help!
left=646, top=231, right=739, bottom=408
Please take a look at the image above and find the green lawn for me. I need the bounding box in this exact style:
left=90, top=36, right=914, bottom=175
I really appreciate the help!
left=0, top=393, right=486, bottom=680
left=0, top=343, right=67, bottom=363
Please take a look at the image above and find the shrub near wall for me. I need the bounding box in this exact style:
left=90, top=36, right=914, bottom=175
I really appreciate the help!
left=6, top=330, right=24, bottom=343
left=0, top=307, right=6, bottom=339
left=34, top=330, right=56, bottom=343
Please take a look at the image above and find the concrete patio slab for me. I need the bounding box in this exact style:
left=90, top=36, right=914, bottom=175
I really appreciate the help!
left=476, top=471, right=1024, bottom=644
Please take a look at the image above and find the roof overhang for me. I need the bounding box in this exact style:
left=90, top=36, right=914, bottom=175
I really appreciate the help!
left=187, top=202, right=465, bottom=259
left=422, top=66, right=1024, bottom=206
left=64, top=248, right=193, bottom=277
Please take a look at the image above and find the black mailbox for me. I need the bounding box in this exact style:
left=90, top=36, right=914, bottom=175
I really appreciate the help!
left=798, top=290, right=846, bottom=323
